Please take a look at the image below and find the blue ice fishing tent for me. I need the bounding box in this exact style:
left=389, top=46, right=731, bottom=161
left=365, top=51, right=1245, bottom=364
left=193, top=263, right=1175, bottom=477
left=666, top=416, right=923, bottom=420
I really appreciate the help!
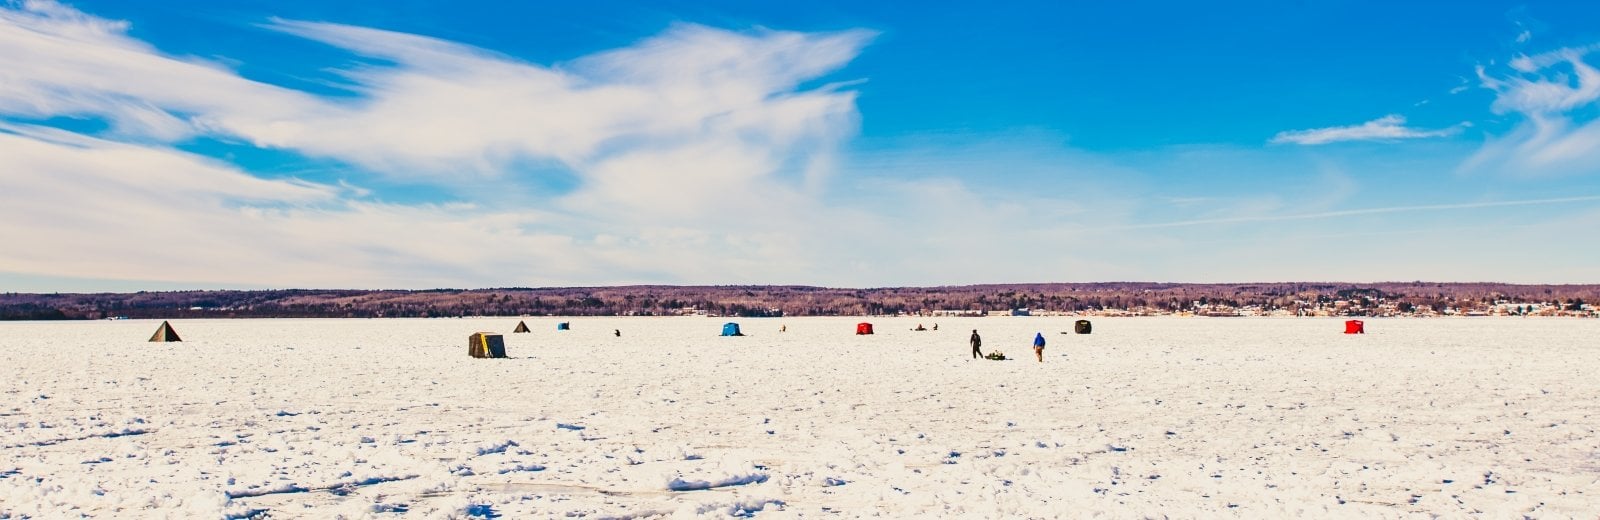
left=721, top=322, right=743, bottom=336
left=557, top=322, right=570, bottom=331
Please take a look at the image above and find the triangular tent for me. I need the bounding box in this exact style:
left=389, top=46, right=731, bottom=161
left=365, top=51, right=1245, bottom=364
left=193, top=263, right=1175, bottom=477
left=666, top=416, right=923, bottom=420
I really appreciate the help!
left=149, top=321, right=182, bottom=342
left=513, top=321, right=531, bottom=333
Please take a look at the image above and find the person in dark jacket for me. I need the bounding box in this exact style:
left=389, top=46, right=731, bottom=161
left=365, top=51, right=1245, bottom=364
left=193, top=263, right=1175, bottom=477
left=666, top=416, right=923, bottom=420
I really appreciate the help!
left=1032, top=332, right=1046, bottom=362
left=970, top=330, right=983, bottom=359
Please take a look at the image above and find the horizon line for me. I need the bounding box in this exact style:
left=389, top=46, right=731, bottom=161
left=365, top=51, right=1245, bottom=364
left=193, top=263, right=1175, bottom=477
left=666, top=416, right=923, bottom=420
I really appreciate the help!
left=8, top=280, right=1600, bottom=295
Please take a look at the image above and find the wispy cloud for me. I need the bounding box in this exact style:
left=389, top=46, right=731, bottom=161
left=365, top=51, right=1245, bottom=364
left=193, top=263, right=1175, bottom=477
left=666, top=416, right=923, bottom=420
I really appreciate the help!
left=0, top=1, right=873, bottom=206
left=0, top=1, right=883, bottom=286
left=1486, top=45, right=1600, bottom=113
left=1122, top=195, right=1600, bottom=229
left=252, top=19, right=875, bottom=189
left=1466, top=42, right=1600, bottom=176
left=0, top=2, right=319, bottom=141
left=1270, top=115, right=1464, bottom=145
left=1, top=120, right=868, bottom=287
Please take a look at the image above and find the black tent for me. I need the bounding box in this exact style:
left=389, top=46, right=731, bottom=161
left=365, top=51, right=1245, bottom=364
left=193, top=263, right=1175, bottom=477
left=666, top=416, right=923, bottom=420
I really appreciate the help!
left=513, top=321, right=531, bottom=333
left=148, top=321, right=182, bottom=342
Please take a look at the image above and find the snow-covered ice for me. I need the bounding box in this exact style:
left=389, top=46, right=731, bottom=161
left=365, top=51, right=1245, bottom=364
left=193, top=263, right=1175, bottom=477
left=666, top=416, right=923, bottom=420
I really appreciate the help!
left=3, top=316, right=1598, bottom=518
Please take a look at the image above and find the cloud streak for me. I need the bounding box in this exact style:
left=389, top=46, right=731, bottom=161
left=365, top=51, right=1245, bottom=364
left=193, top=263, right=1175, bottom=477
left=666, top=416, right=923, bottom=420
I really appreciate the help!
left=0, top=2, right=322, bottom=141
left=0, top=1, right=887, bottom=287
left=1270, top=115, right=1464, bottom=145
left=255, top=19, right=873, bottom=189
left=1122, top=195, right=1600, bottom=229
left=1466, top=43, right=1600, bottom=176
left=1, top=121, right=837, bottom=287
left=1, top=1, right=873, bottom=209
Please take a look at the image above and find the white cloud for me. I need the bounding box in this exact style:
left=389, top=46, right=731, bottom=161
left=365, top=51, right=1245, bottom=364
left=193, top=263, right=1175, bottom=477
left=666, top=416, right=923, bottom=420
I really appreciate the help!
left=1, top=2, right=872, bottom=211
left=0, top=2, right=321, bottom=139
left=1119, top=195, right=1600, bottom=229
left=1483, top=47, right=1600, bottom=115
left=249, top=19, right=872, bottom=212
left=1467, top=43, right=1600, bottom=175
left=0, top=122, right=847, bottom=287
left=1270, top=115, right=1463, bottom=145
left=0, top=1, right=894, bottom=287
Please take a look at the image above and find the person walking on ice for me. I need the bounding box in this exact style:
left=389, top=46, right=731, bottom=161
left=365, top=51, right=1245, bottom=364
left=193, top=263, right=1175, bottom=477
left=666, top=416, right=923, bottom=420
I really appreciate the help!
left=970, top=330, right=983, bottom=359
left=1032, top=332, right=1046, bottom=362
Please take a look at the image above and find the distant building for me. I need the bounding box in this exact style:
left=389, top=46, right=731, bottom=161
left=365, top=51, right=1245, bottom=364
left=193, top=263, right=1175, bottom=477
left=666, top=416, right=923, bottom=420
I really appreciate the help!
left=932, top=309, right=986, bottom=317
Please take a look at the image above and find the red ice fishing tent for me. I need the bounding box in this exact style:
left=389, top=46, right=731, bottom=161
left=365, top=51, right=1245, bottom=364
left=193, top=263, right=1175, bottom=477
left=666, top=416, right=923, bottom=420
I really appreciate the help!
left=856, top=322, right=874, bottom=335
left=1344, top=320, right=1365, bottom=334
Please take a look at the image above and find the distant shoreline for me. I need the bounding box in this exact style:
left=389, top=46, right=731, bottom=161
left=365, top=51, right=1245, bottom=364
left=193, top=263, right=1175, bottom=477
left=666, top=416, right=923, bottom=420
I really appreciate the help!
left=5, top=282, right=1597, bottom=320
left=29, top=314, right=1597, bottom=322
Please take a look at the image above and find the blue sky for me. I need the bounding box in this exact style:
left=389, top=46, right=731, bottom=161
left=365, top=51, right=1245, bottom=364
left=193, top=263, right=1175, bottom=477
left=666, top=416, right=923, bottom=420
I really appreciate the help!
left=3, top=0, right=1600, bottom=291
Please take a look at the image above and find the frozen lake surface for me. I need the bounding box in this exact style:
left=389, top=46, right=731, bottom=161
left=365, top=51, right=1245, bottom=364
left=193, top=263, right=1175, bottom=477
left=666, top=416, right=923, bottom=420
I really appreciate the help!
left=3, top=317, right=1598, bottom=518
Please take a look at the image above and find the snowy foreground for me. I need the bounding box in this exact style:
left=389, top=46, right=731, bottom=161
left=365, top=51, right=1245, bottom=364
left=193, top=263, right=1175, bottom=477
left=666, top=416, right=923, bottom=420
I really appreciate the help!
left=3, top=317, right=1598, bottom=518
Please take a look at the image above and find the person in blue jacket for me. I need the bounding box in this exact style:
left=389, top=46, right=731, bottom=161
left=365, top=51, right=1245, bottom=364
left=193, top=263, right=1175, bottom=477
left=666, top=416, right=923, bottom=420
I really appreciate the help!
left=1032, top=332, right=1046, bottom=362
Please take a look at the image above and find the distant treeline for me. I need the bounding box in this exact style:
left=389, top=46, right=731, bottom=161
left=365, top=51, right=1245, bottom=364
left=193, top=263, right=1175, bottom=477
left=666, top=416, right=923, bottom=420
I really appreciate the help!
left=1, top=282, right=1597, bottom=320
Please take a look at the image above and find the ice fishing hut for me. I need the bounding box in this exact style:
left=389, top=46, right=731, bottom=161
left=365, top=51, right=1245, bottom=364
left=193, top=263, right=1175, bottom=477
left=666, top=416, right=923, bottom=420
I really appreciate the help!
left=513, top=321, right=531, bottom=333
left=856, top=322, right=874, bottom=335
left=557, top=322, right=570, bottom=331
left=148, top=321, right=182, bottom=342
left=469, top=332, right=507, bottom=358
left=1344, top=320, right=1365, bottom=334
left=721, top=322, right=744, bottom=336
left=1074, top=320, right=1092, bottom=334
